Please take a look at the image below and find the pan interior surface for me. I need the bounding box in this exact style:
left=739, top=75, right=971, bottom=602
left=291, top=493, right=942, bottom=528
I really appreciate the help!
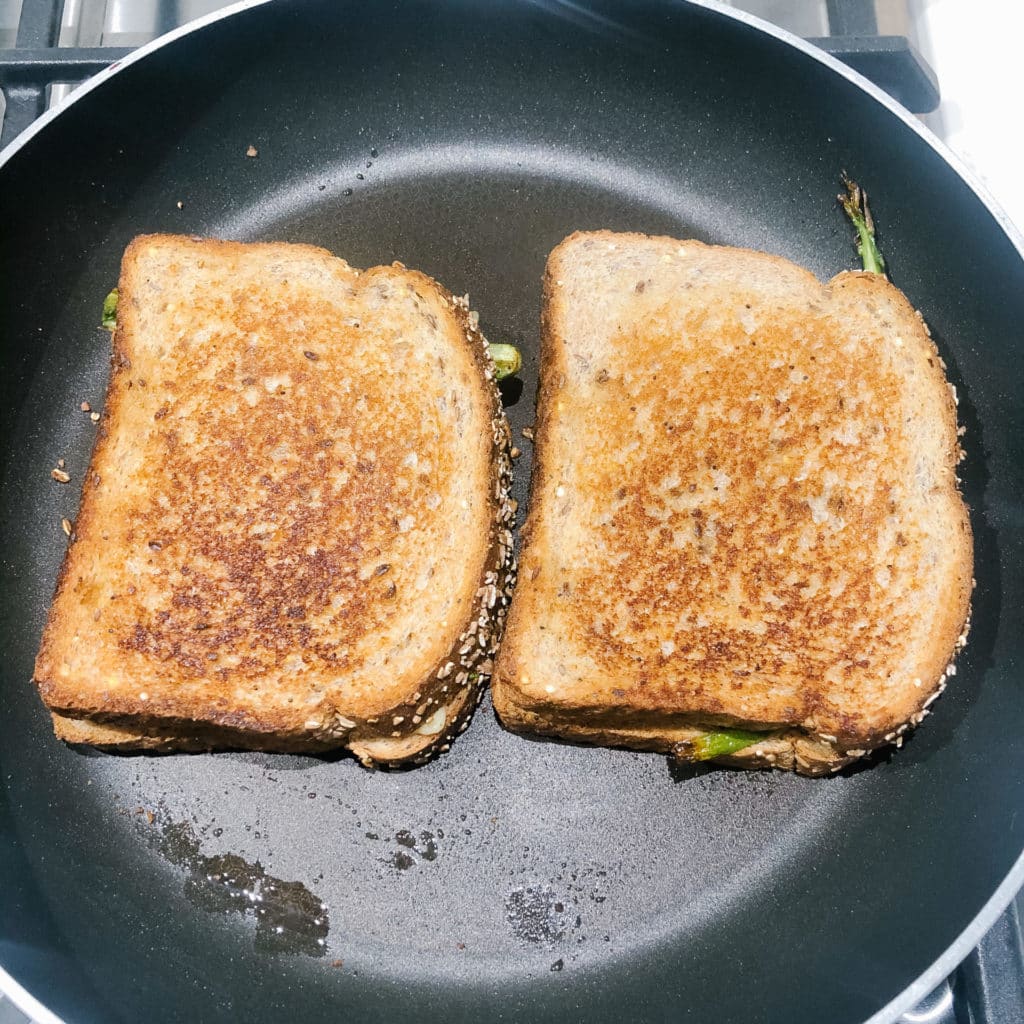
left=1, top=3, right=1022, bottom=1023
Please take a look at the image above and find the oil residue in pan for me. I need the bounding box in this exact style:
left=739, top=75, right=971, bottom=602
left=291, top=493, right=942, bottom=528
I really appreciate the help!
left=384, top=828, right=440, bottom=870
left=157, top=818, right=329, bottom=957
left=504, top=885, right=570, bottom=945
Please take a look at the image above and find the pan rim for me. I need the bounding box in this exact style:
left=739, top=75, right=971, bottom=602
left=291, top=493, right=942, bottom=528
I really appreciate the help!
left=0, top=1, right=1021, bottom=1022
left=0, top=967, right=63, bottom=1024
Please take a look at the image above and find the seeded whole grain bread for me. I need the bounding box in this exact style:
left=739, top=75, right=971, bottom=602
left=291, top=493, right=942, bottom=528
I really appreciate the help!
left=34, top=235, right=515, bottom=766
left=491, top=230, right=972, bottom=776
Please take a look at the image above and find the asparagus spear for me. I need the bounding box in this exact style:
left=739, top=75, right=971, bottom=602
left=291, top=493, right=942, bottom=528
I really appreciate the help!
left=674, top=728, right=768, bottom=763
left=99, top=288, right=523, bottom=379
left=488, top=342, right=522, bottom=381
left=101, top=288, right=119, bottom=331
left=838, top=173, right=887, bottom=276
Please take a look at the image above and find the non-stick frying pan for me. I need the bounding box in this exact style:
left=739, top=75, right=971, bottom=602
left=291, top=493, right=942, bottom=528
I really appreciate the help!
left=1, top=2, right=1022, bottom=1022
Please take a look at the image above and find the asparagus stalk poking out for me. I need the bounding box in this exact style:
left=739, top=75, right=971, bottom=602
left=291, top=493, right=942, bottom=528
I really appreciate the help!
left=674, top=728, right=767, bottom=762
left=101, top=288, right=119, bottom=331
left=99, top=288, right=523, bottom=379
left=839, top=173, right=887, bottom=277
left=488, top=342, right=522, bottom=381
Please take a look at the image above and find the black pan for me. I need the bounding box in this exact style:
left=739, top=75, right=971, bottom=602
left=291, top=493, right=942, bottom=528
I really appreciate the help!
left=1, top=2, right=1022, bottom=1022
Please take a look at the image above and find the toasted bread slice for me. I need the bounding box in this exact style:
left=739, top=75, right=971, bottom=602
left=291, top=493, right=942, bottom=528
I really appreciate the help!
left=50, top=671, right=482, bottom=762
left=492, top=230, right=972, bottom=775
left=35, top=235, right=515, bottom=766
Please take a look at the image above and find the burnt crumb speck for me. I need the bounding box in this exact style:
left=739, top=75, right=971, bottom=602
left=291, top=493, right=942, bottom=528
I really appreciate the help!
left=391, top=851, right=416, bottom=871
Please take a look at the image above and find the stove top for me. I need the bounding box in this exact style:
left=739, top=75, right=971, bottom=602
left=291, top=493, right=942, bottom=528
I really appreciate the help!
left=0, top=2, right=1021, bottom=1023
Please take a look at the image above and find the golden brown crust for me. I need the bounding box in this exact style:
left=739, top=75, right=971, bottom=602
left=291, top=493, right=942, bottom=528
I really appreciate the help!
left=493, top=230, right=972, bottom=772
left=492, top=685, right=853, bottom=776
left=50, top=712, right=326, bottom=753
left=51, top=665, right=486, bottom=762
left=35, top=236, right=515, bottom=765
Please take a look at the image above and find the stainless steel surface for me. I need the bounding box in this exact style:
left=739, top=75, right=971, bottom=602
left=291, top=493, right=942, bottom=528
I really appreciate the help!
left=0, top=997, right=30, bottom=1024
left=0, top=0, right=21, bottom=123
left=59, top=0, right=226, bottom=46
left=0, top=1, right=23, bottom=47
left=729, top=0, right=829, bottom=35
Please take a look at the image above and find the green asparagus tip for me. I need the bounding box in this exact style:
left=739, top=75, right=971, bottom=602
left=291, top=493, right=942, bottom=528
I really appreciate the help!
left=838, top=173, right=887, bottom=277
left=674, top=728, right=766, bottom=762
left=101, top=288, right=119, bottom=331
left=488, top=343, right=522, bottom=381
